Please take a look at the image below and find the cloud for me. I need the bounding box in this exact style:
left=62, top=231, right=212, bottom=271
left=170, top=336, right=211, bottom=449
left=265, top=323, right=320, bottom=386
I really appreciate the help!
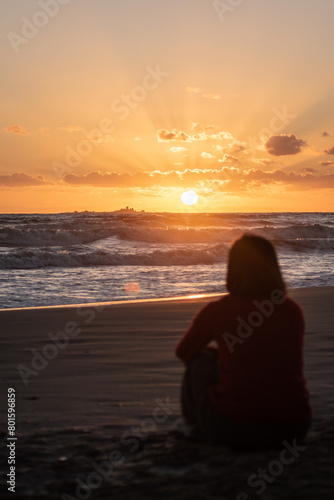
left=302, top=167, right=318, bottom=173
left=134, top=137, right=143, bottom=141
left=252, top=158, right=274, bottom=166
left=265, top=134, right=307, bottom=156
left=222, top=154, right=240, bottom=164
left=230, top=144, right=246, bottom=154
left=191, top=130, right=234, bottom=141
left=191, top=123, right=217, bottom=133
left=211, top=169, right=334, bottom=194
left=322, top=131, right=330, bottom=137
left=201, top=152, right=216, bottom=159
left=319, top=160, right=334, bottom=166
left=157, top=128, right=239, bottom=147
left=157, top=128, right=190, bottom=142
left=62, top=167, right=334, bottom=193
left=0, top=173, right=51, bottom=187
left=170, top=147, right=187, bottom=153
left=324, top=146, right=334, bottom=155
left=3, top=125, right=30, bottom=135
left=63, top=167, right=236, bottom=188
left=202, top=93, right=221, bottom=100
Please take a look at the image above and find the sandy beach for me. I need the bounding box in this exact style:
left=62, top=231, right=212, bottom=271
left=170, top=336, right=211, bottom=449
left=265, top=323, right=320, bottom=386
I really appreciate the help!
left=1, top=287, right=334, bottom=499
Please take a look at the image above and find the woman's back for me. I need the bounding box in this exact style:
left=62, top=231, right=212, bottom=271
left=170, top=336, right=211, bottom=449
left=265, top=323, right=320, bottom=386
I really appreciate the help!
left=175, top=234, right=312, bottom=448
left=204, top=294, right=311, bottom=422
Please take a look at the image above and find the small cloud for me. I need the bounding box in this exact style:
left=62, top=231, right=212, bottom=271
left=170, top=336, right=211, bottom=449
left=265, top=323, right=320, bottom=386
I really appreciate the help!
left=252, top=158, right=274, bottom=166
left=3, top=124, right=30, bottom=135
left=191, top=130, right=235, bottom=142
left=191, top=123, right=217, bottom=133
left=201, top=152, right=215, bottom=159
left=324, top=146, right=334, bottom=155
left=0, top=173, right=51, bottom=187
left=202, top=93, right=222, bottom=100
left=157, top=127, right=243, bottom=152
left=186, top=86, right=201, bottom=93
left=319, top=160, right=334, bottom=166
left=265, top=134, right=307, bottom=156
left=222, top=154, right=240, bottom=164
left=157, top=128, right=190, bottom=142
left=59, top=125, right=82, bottom=133
left=39, top=127, right=51, bottom=134
left=303, top=167, right=318, bottom=173
left=231, top=144, right=246, bottom=154
left=170, top=147, right=187, bottom=153
left=322, top=131, right=330, bottom=137
left=133, top=137, right=143, bottom=141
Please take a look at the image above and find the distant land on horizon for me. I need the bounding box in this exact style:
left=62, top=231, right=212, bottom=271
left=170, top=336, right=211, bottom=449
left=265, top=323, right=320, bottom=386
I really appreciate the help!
left=74, top=207, right=146, bottom=214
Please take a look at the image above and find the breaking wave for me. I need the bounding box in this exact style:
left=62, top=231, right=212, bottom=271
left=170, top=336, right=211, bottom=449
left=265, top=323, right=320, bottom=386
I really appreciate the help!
left=0, top=244, right=229, bottom=270
left=1, top=222, right=334, bottom=247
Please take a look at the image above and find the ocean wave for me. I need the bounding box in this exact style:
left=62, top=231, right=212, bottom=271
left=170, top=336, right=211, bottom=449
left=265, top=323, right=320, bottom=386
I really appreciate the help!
left=1, top=233, right=332, bottom=269
left=1, top=218, right=334, bottom=249
left=274, top=238, right=334, bottom=252
left=253, top=224, right=334, bottom=240
left=112, top=223, right=334, bottom=244
left=0, top=226, right=116, bottom=247
left=0, top=244, right=229, bottom=270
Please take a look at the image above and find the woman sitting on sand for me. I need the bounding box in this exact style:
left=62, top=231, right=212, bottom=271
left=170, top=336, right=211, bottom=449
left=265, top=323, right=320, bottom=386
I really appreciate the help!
left=175, top=234, right=312, bottom=450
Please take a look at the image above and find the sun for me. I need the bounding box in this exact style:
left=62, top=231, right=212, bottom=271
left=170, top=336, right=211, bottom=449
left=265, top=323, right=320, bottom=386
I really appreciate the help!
left=181, top=190, right=199, bottom=206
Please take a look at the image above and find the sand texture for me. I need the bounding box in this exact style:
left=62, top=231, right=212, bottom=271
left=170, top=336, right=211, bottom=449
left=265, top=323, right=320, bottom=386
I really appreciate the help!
left=1, top=287, right=334, bottom=499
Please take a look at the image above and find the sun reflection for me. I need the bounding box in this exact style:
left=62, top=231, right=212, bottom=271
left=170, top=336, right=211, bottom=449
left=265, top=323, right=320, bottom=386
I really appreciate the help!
left=124, top=281, right=141, bottom=296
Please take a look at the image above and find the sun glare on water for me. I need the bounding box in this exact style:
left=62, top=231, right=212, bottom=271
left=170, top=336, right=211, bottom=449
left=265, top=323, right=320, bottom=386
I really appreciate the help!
left=181, top=190, right=199, bottom=206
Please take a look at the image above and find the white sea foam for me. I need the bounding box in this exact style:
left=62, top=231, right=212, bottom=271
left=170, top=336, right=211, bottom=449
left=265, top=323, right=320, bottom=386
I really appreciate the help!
left=0, top=212, right=333, bottom=308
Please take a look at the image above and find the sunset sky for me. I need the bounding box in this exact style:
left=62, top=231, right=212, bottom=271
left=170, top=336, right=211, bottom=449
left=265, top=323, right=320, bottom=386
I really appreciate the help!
left=1, top=0, right=334, bottom=213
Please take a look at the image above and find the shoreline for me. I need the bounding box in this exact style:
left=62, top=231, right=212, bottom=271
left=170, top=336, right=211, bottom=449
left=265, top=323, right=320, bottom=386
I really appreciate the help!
left=1, top=285, right=334, bottom=313
left=0, top=292, right=224, bottom=313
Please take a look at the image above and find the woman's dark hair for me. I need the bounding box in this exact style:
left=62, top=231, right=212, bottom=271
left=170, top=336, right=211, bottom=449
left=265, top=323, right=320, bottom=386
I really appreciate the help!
left=226, top=234, right=286, bottom=299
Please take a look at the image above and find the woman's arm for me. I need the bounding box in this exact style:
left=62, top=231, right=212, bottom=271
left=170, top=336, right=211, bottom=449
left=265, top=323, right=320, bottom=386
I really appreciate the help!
left=175, top=303, right=214, bottom=364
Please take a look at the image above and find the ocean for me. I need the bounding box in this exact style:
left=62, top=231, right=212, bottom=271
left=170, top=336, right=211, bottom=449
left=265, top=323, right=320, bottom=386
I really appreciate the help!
left=0, top=212, right=333, bottom=309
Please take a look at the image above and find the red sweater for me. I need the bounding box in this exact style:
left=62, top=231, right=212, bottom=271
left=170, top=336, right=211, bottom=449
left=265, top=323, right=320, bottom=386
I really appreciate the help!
left=175, top=294, right=312, bottom=423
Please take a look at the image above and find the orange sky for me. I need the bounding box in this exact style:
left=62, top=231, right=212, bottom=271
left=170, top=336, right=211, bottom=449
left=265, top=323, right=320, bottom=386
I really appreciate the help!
left=1, top=0, right=334, bottom=212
